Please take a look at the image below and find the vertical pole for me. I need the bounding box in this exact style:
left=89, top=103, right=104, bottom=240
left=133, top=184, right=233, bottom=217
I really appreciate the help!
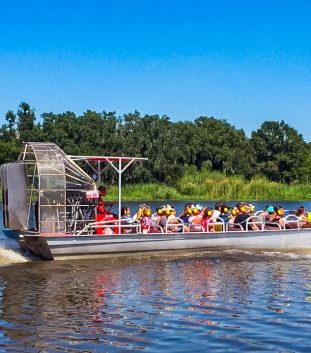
left=118, top=158, right=122, bottom=234
left=97, top=161, right=101, bottom=186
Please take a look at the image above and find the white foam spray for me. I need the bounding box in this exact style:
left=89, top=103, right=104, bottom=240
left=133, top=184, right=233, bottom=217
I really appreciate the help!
left=0, top=238, right=29, bottom=264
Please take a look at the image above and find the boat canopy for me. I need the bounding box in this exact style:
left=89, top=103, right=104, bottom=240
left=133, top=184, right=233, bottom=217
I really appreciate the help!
left=0, top=142, right=147, bottom=234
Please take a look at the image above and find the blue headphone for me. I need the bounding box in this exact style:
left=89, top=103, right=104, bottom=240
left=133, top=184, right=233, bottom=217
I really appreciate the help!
left=267, top=205, right=274, bottom=213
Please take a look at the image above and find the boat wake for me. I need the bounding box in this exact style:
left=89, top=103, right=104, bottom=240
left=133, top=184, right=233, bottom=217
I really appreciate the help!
left=0, top=248, right=29, bottom=265
left=0, top=238, right=30, bottom=265
left=221, top=248, right=311, bottom=260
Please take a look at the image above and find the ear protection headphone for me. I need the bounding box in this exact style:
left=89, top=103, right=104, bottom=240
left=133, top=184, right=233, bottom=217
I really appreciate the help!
left=192, top=207, right=199, bottom=214
left=231, top=208, right=239, bottom=216
left=144, top=208, right=151, bottom=217
left=186, top=207, right=192, bottom=215
left=267, top=205, right=274, bottom=214
left=275, top=207, right=284, bottom=216
left=239, top=205, right=246, bottom=213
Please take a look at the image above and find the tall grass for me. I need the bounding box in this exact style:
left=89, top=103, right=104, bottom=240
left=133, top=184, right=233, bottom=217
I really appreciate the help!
left=106, top=171, right=311, bottom=201
left=107, top=183, right=181, bottom=201
left=177, top=170, right=311, bottom=201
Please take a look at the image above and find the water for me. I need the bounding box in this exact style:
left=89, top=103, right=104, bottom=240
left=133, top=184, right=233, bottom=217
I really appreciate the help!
left=0, top=253, right=310, bottom=352
left=0, top=201, right=311, bottom=352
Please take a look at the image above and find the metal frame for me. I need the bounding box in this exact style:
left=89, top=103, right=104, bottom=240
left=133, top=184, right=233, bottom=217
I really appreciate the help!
left=17, top=142, right=147, bottom=235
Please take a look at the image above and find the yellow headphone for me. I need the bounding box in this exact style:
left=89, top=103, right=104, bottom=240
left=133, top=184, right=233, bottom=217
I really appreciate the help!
left=276, top=207, right=284, bottom=216
left=239, top=205, right=246, bottom=213
left=192, top=207, right=199, bottom=215
left=249, top=205, right=255, bottom=212
left=186, top=207, right=192, bottom=215
left=144, top=208, right=151, bottom=217
left=231, top=208, right=239, bottom=216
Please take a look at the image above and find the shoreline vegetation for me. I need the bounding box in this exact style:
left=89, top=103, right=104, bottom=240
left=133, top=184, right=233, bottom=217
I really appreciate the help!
left=106, top=171, right=311, bottom=202
left=1, top=102, right=311, bottom=203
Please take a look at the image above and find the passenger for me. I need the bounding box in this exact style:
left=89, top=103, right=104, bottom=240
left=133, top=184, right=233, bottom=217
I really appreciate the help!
left=295, top=206, right=311, bottom=228
left=228, top=206, right=239, bottom=224
left=219, top=203, right=231, bottom=224
left=178, top=203, right=192, bottom=232
left=213, top=202, right=222, bottom=218
left=156, top=205, right=168, bottom=231
left=295, top=206, right=308, bottom=222
left=179, top=203, right=192, bottom=224
left=246, top=203, right=256, bottom=214
left=258, top=205, right=274, bottom=222
left=212, top=202, right=228, bottom=231
left=133, top=203, right=148, bottom=220
left=234, top=202, right=259, bottom=231
left=266, top=206, right=291, bottom=229
left=121, top=206, right=131, bottom=219
left=140, top=206, right=152, bottom=233
left=153, top=205, right=165, bottom=223
left=121, top=206, right=136, bottom=233
left=188, top=204, right=204, bottom=231
left=166, top=205, right=182, bottom=232
left=202, top=207, right=214, bottom=232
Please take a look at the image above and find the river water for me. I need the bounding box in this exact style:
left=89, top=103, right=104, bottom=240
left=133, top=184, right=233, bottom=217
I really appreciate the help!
left=0, top=201, right=311, bottom=352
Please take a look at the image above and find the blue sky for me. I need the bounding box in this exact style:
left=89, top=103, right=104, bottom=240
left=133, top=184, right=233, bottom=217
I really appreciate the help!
left=0, top=0, right=310, bottom=141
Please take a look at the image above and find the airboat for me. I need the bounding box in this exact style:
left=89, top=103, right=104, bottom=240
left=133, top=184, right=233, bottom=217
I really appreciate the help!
left=1, top=142, right=311, bottom=261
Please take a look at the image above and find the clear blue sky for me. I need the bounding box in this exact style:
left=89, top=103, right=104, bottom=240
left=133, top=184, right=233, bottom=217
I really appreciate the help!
left=0, top=0, right=310, bottom=141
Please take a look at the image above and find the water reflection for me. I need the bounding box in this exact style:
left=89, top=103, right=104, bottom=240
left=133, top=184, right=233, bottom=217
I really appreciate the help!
left=0, top=253, right=310, bottom=352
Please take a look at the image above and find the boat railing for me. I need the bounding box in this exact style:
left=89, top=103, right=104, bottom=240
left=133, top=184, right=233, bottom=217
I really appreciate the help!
left=264, top=221, right=282, bottom=230
left=282, top=214, right=300, bottom=229
left=255, top=209, right=297, bottom=217
left=227, top=222, right=244, bottom=231
left=76, top=218, right=142, bottom=236
left=165, top=217, right=185, bottom=233
left=246, top=216, right=264, bottom=231
left=210, top=217, right=225, bottom=232
left=148, top=225, right=164, bottom=234
left=227, top=215, right=264, bottom=232
left=189, top=223, right=204, bottom=232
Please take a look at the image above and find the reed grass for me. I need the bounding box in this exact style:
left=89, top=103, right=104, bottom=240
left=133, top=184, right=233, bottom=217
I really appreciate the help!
left=106, top=183, right=181, bottom=201
left=106, top=171, right=311, bottom=201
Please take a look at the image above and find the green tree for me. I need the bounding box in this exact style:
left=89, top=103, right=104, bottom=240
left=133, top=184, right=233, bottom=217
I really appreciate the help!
left=0, top=111, right=17, bottom=142
left=250, top=120, right=307, bottom=182
left=194, top=117, right=253, bottom=177
left=41, top=111, right=80, bottom=154
left=296, top=143, right=311, bottom=183
left=17, top=102, right=40, bottom=141
left=0, top=140, right=20, bottom=164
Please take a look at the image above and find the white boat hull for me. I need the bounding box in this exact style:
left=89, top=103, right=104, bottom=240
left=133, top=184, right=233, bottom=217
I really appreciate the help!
left=18, top=228, right=311, bottom=260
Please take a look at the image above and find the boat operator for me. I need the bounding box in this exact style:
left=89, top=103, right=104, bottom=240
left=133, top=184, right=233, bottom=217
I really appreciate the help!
left=97, top=185, right=115, bottom=215
left=96, top=185, right=118, bottom=234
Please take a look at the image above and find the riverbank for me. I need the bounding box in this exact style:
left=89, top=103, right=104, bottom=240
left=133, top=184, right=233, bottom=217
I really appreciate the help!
left=106, top=172, right=311, bottom=201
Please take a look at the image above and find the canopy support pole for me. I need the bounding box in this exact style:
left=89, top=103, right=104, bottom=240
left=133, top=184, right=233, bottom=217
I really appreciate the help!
left=118, top=158, right=122, bottom=233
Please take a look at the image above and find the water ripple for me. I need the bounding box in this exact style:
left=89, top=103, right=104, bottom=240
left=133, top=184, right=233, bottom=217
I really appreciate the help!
left=0, top=253, right=310, bottom=352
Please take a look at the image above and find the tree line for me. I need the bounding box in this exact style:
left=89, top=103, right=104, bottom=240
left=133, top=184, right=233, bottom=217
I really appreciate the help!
left=0, top=102, right=310, bottom=185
